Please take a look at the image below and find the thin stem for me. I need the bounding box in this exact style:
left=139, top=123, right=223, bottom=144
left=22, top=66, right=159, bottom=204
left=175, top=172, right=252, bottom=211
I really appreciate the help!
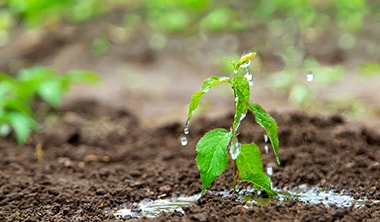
left=233, top=160, right=238, bottom=193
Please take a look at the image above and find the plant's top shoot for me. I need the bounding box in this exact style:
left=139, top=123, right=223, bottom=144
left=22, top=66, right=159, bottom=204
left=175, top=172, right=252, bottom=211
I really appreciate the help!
left=182, top=51, right=280, bottom=195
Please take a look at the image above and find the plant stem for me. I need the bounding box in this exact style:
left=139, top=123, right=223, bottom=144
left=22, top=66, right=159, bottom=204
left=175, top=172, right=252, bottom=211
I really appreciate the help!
left=233, top=160, right=238, bottom=193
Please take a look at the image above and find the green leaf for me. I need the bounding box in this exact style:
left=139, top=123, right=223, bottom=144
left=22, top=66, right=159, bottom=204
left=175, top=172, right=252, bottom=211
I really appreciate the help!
left=187, top=76, right=229, bottom=124
left=231, top=75, right=250, bottom=130
left=236, top=143, right=275, bottom=196
left=17, top=66, right=56, bottom=102
left=18, top=66, right=55, bottom=81
left=3, top=99, right=33, bottom=115
left=64, top=70, right=100, bottom=84
left=7, top=112, right=37, bottom=145
left=240, top=172, right=276, bottom=196
left=232, top=52, right=256, bottom=70
left=37, top=79, right=64, bottom=107
left=236, top=143, right=263, bottom=175
left=249, top=103, right=280, bottom=165
left=0, top=73, right=17, bottom=83
left=196, top=128, right=232, bottom=194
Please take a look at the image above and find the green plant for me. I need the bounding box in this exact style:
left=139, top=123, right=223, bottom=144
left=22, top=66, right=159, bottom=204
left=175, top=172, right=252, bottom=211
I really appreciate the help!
left=183, top=52, right=280, bottom=195
left=0, top=66, right=99, bottom=144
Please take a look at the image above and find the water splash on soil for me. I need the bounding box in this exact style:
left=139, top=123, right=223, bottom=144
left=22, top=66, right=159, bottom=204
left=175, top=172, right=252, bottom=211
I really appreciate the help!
left=110, top=185, right=373, bottom=219
left=242, top=184, right=369, bottom=209
left=112, top=194, right=200, bottom=219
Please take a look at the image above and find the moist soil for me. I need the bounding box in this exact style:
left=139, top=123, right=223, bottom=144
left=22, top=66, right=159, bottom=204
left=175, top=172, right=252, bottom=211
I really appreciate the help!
left=1, top=99, right=379, bottom=222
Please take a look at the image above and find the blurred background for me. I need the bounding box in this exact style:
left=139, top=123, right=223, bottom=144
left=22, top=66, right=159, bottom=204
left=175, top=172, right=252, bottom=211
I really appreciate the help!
left=1, top=0, right=379, bottom=127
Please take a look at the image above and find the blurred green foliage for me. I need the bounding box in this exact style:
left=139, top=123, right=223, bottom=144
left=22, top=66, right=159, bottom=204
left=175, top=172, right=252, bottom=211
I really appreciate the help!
left=1, top=0, right=377, bottom=33
left=2, top=0, right=107, bottom=26
left=1, top=0, right=379, bottom=118
left=0, top=66, right=99, bottom=144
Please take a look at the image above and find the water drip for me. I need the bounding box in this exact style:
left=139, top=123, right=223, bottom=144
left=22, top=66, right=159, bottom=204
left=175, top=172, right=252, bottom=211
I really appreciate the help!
left=244, top=68, right=254, bottom=86
left=184, top=119, right=190, bottom=134
left=230, top=142, right=241, bottom=160
left=180, top=136, right=188, bottom=146
left=229, top=136, right=241, bottom=160
left=264, top=134, right=268, bottom=143
left=240, top=61, right=251, bottom=69
left=266, top=164, right=273, bottom=176
left=306, top=71, right=314, bottom=82
left=184, top=127, right=189, bottom=135
left=239, top=112, right=247, bottom=121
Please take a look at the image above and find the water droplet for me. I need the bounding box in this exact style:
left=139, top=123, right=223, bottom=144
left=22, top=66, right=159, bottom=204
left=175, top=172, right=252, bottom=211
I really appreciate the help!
left=239, top=112, right=247, bottom=121
left=306, top=71, right=314, bottom=82
left=244, top=72, right=254, bottom=86
left=266, top=164, right=273, bottom=176
left=264, top=134, right=268, bottom=143
left=240, top=61, right=251, bottom=69
left=264, top=145, right=269, bottom=154
left=229, top=136, right=241, bottom=160
left=180, top=136, right=188, bottom=146
left=233, top=69, right=238, bottom=74
left=184, top=127, right=189, bottom=135
left=230, top=142, right=241, bottom=160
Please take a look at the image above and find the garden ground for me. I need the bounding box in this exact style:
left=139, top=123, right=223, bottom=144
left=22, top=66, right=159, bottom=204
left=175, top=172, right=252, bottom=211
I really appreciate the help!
left=1, top=15, right=380, bottom=221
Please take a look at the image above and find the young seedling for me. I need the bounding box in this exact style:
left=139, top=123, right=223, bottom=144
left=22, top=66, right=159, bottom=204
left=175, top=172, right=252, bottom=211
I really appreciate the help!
left=183, top=52, right=280, bottom=195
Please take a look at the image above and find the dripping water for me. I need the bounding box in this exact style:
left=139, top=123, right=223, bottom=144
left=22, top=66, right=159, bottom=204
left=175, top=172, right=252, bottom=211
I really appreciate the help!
left=229, top=136, right=241, bottom=160
left=180, top=136, right=188, bottom=146
left=264, top=134, right=272, bottom=176
left=306, top=71, right=314, bottom=82
left=264, top=145, right=269, bottom=154
left=180, top=119, right=190, bottom=147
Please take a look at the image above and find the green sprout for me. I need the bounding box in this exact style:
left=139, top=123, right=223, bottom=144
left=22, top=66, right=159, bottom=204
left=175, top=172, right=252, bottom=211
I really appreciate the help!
left=183, top=51, right=280, bottom=195
left=0, top=66, right=99, bottom=144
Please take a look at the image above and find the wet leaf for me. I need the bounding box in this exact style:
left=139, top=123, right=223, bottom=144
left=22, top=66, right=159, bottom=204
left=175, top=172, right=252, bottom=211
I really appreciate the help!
left=236, top=143, right=263, bottom=174
left=232, top=52, right=256, bottom=70
left=231, top=75, right=250, bottom=130
left=196, top=128, right=232, bottom=194
left=187, top=76, right=229, bottom=124
left=249, top=103, right=280, bottom=165
left=240, top=172, right=276, bottom=196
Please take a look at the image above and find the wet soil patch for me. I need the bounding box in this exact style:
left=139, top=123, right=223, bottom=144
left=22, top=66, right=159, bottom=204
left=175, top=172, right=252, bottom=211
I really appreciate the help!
left=0, top=100, right=379, bottom=221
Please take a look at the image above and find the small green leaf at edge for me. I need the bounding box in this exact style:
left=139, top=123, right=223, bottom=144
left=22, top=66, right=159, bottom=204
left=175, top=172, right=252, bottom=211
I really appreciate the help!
left=187, top=76, right=230, bottom=124
left=249, top=103, right=280, bottom=165
left=6, top=112, right=37, bottom=145
left=237, top=143, right=276, bottom=196
left=196, top=128, right=232, bottom=194
left=231, top=75, right=250, bottom=130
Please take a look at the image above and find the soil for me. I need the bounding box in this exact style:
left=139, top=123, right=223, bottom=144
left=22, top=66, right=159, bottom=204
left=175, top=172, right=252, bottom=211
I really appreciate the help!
left=1, top=99, right=379, bottom=222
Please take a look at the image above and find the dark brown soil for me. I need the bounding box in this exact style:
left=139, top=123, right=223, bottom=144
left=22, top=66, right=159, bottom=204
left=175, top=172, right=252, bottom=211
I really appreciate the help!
left=1, top=99, right=379, bottom=221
